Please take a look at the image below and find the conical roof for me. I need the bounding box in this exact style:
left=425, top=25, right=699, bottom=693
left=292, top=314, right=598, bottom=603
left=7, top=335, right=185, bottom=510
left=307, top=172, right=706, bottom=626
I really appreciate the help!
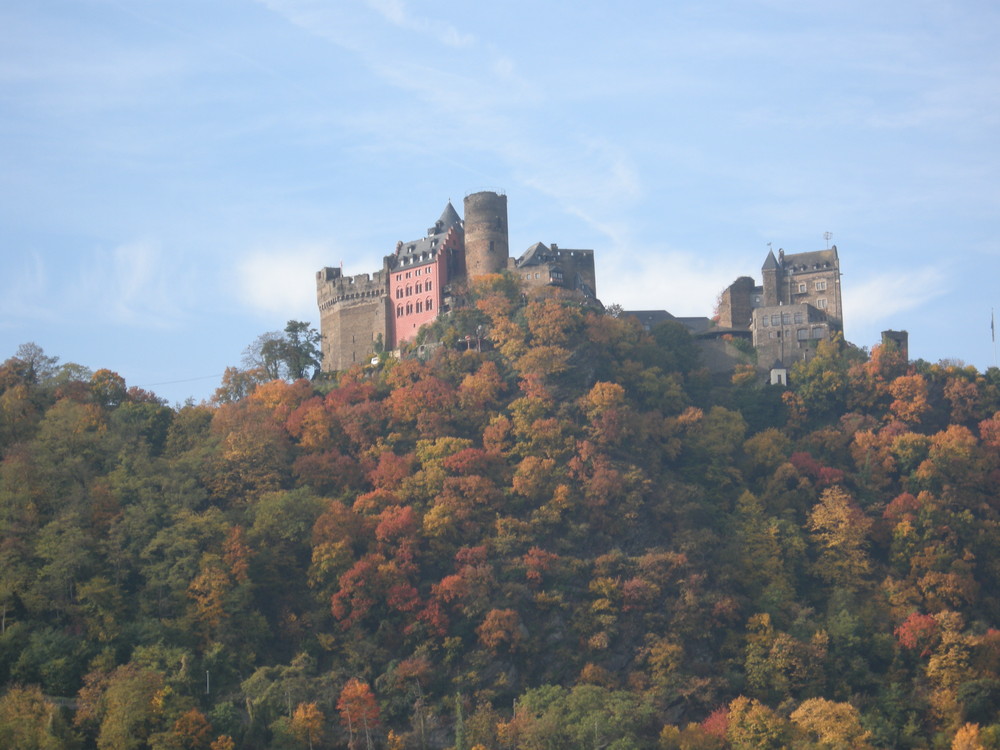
left=762, top=249, right=780, bottom=270
left=436, top=202, right=462, bottom=234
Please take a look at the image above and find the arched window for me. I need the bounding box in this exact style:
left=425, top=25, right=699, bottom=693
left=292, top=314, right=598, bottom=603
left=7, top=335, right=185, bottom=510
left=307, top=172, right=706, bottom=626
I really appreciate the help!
left=416, top=301, right=423, bottom=313
left=426, top=297, right=433, bottom=310
left=396, top=306, right=403, bottom=317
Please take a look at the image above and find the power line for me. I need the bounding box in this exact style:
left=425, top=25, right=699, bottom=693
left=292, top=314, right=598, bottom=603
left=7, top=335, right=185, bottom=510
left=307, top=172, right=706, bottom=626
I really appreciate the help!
left=136, top=373, right=225, bottom=388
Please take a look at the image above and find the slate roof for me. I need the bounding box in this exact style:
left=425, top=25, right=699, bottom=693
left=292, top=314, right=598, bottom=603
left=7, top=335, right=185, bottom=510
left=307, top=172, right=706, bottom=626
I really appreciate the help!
left=391, top=202, right=462, bottom=269
left=516, top=242, right=550, bottom=267
left=435, top=202, right=462, bottom=235
left=781, top=248, right=838, bottom=273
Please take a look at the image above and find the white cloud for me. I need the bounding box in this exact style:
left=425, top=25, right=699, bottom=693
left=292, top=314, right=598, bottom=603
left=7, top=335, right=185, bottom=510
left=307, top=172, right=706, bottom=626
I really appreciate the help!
left=843, top=266, right=948, bottom=323
left=236, top=243, right=333, bottom=319
left=599, top=249, right=745, bottom=317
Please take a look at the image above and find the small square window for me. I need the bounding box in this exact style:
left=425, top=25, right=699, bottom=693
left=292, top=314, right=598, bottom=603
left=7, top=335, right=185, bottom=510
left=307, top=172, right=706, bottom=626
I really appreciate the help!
left=817, top=298, right=828, bottom=309
left=815, top=280, right=827, bottom=291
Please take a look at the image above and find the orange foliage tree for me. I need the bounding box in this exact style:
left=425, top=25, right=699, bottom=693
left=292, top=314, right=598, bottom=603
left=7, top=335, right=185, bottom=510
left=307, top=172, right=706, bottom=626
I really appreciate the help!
left=337, top=678, right=380, bottom=750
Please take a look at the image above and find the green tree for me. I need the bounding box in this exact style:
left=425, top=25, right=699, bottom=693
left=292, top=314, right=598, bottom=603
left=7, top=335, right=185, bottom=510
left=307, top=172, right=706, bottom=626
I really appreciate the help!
left=244, top=322, right=323, bottom=382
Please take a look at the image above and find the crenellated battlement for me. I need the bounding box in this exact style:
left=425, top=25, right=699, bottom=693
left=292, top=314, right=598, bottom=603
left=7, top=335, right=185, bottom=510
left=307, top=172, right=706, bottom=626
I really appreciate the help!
left=316, top=267, right=388, bottom=312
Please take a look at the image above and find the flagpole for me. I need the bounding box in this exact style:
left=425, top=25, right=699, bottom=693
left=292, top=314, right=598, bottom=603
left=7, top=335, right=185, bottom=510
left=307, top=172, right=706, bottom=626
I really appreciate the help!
left=993, top=307, right=997, bottom=368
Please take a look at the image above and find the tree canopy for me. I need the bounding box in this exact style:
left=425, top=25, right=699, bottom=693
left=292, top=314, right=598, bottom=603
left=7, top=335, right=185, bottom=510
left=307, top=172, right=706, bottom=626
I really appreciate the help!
left=4, top=309, right=1000, bottom=749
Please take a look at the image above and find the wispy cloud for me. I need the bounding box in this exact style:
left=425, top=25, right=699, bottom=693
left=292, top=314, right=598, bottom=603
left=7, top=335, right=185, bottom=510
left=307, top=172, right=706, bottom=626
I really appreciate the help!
left=0, top=251, right=51, bottom=324
left=364, top=0, right=474, bottom=47
left=1, top=240, right=191, bottom=330
left=843, top=266, right=948, bottom=323
left=77, top=240, right=188, bottom=328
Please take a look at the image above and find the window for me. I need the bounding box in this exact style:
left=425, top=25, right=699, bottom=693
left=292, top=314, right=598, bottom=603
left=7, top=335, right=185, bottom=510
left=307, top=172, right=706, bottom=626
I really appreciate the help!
left=426, top=281, right=432, bottom=291
left=405, top=272, right=411, bottom=279
left=416, top=283, right=422, bottom=294
left=396, top=306, right=403, bottom=317
left=794, top=312, right=804, bottom=324
left=406, top=286, right=412, bottom=296
left=406, top=304, right=413, bottom=315
left=761, top=316, right=769, bottom=327
left=426, top=298, right=433, bottom=310
left=416, top=301, right=423, bottom=313
left=781, top=312, right=791, bottom=325
left=798, top=283, right=807, bottom=293
left=771, top=314, right=780, bottom=326
left=815, top=280, right=827, bottom=291
left=817, top=298, right=828, bottom=309
left=797, top=328, right=808, bottom=340
left=812, top=326, right=826, bottom=339
left=396, top=288, right=402, bottom=299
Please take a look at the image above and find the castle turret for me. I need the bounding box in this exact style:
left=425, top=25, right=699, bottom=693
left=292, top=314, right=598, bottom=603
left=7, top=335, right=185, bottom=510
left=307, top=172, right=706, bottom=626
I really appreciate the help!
left=761, top=249, right=780, bottom=307
left=463, top=191, right=509, bottom=278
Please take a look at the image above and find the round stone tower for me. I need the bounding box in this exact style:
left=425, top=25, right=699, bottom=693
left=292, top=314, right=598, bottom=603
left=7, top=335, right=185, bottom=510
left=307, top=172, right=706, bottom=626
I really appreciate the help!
left=463, top=191, right=509, bottom=278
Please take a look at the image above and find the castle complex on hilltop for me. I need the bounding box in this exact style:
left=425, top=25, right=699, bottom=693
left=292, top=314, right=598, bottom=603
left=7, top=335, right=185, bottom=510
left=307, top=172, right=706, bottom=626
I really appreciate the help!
left=316, top=191, right=597, bottom=371
left=317, top=189, right=856, bottom=376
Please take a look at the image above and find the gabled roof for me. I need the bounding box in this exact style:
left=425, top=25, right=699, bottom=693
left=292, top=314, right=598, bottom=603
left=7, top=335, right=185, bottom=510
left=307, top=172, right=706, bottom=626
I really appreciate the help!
left=516, top=242, right=550, bottom=267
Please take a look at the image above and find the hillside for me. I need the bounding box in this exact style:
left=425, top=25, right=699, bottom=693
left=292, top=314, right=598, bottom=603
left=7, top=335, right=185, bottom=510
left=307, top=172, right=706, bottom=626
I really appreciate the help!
left=3, top=277, right=1000, bottom=749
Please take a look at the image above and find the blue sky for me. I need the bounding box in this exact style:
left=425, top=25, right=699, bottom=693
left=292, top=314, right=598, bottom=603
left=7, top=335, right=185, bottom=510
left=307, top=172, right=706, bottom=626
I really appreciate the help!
left=2, top=0, right=999, bottom=405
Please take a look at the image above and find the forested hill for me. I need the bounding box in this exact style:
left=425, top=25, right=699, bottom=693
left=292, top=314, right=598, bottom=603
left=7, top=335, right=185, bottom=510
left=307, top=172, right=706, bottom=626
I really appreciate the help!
left=4, top=276, right=1000, bottom=749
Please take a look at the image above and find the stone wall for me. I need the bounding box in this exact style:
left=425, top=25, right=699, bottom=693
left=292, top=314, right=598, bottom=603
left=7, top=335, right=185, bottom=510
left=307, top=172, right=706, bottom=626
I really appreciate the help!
left=316, top=267, right=388, bottom=371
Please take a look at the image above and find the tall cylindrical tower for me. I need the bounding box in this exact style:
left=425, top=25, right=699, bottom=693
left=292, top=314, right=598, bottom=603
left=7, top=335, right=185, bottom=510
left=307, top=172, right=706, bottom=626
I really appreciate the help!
left=463, top=191, right=509, bottom=278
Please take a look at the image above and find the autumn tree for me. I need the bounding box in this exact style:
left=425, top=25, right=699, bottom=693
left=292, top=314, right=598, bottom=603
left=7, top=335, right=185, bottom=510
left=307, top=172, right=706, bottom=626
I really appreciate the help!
left=726, top=696, right=788, bottom=750
left=790, top=697, right=873, bottom=749
left=0, top=683, right=70, bottom=750
left=807, top=486, right=873, bottom=589
left=338, top=678, right=380, bottom=750
left=291, top=702, right=325, bottom=750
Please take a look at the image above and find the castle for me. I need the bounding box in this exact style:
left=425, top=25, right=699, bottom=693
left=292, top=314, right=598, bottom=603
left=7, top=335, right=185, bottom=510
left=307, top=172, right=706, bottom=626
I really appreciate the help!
left=715, top=245, right=844, bottom=366
left=316, top=191, right=598, bottom=371
left=317, top=190, right=850, bottom=375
